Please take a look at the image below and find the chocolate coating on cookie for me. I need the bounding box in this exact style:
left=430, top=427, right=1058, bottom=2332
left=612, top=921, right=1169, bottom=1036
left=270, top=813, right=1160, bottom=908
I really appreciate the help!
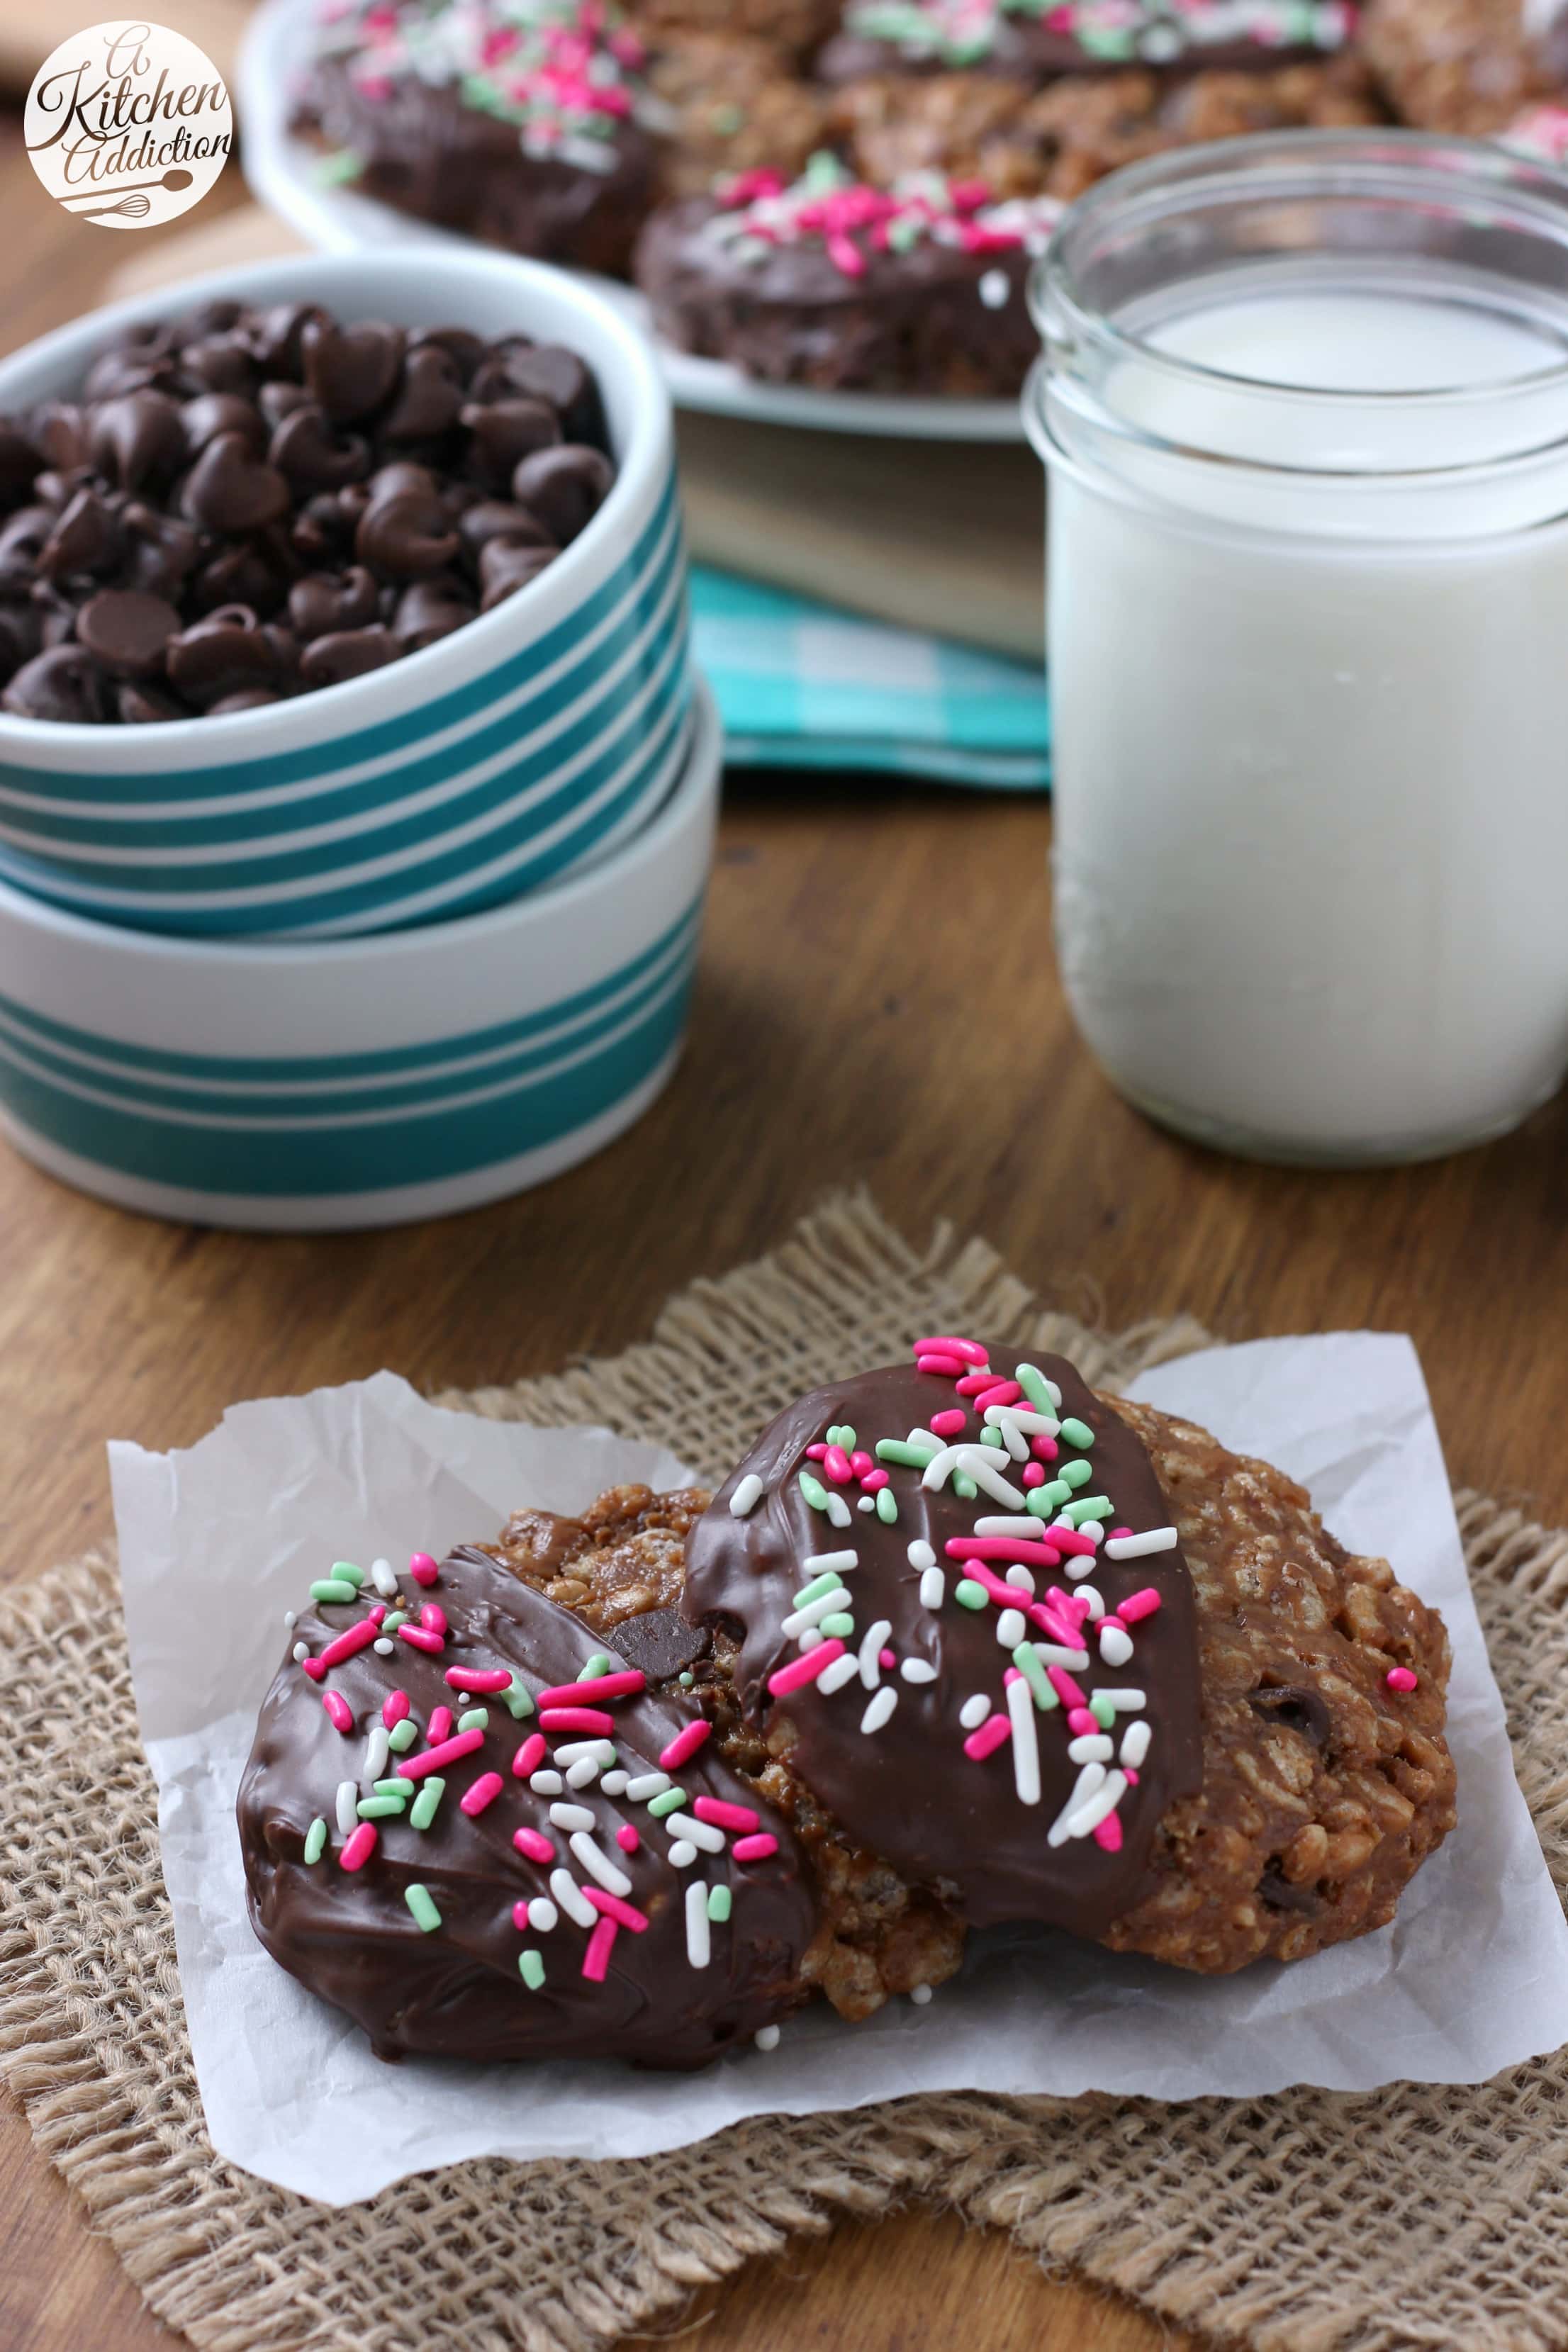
left=682, top=1348, right=1204, bottom=1934
left=239, top=1543, right=815, bottom=2066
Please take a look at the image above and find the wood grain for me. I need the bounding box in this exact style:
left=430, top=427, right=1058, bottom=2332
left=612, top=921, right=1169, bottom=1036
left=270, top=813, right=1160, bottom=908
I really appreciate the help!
left=1, top=99, right=1566, bottom=2352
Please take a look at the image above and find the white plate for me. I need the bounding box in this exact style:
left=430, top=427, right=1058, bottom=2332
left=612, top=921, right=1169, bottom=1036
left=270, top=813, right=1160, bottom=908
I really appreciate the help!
left=237, top=0, right=1029, bottom=444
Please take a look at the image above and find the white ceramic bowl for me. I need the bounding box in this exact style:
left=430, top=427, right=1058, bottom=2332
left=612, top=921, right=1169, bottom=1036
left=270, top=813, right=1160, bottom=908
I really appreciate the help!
left=0, top=679, right=720, bottom=1228
left=0, top=249, right=693, bottom=938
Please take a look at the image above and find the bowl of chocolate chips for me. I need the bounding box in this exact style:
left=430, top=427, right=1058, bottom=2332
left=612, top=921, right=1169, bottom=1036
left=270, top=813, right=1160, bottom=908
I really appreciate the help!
left=0, top=248, right=692, bottom=939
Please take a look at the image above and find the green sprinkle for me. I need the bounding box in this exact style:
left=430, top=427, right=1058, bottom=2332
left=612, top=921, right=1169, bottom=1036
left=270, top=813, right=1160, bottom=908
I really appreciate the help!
left=954, top=1579, right=989, bottom=1611
left=519, top=1948, right=546, bottom=1990
left=303, top=1816, right=327, bottom=1864
left=458, top=1708, right=489, bottom=1732
left=1016, top=1363, right=1055, bottom=1411
left=357, top=1794, right=405, bottom=1819
left=382, top=1610, right=408, bottom=1633
left=875, top=1487, right=897, bottom=1525
left=1011, top=1644, right=1058, bottom=1711
left=1026, top=1490, right=1054, bottom=1518
left=1036, top=1478, right=1073, bottom=1511
left=980, top=1425, right=1005, bottom=1450
left=706, top=1884, right=733, bottom=1923
left=875, top=1435, right=939, bottom=1467
left=820, top=1612, right=856, bottom=1640
left=1060, top=1459, right=1094, bottom=1491
left=953, top=1473, right=978, bottom=1501
left=387, top=1718, right=419, bottom=1753
left=330, top=1562, right=366, bottom=1586
left=805, top=147, right=843, bottom=191
left=503, top=1679, right=534, bottom=1718
left=1090, top=1692, right=1117, bottom=1730
left=793, top=1570, right=844, bottom=1609
left=315, top=147, right=364, bottom=186
left=310, top=1579, right=358, bottom=1604
left=1059, top=1416, right=1095, bottom=1450
left=887, top=214, right=921, bottom=252
left=410, top=1777, right=446, bottom=1830
left=826, top=1423, right=857, bottom=1450
left=799, top=1471, right=832, bottom=1513
left=648, top=1786, right=687, bottom=1818
left=582, top=1654, right=615, bottom=1679
left=405, top=1883, right=442, bottom=1933
left=374, top=1776, right=415, bottom=1797
left=1068, top=1496, right=1114, bottom=1525
left=678, top=1671, right=695, bottom=1688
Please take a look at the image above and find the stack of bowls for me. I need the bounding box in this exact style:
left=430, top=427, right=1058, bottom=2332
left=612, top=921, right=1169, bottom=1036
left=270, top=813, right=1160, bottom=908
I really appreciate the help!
left=0, top=250, right=719, bottom=1228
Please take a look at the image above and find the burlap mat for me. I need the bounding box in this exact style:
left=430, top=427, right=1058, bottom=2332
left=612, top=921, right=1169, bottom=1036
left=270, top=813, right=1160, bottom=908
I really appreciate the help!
left=3, top=1193, right=1566, bottom=2352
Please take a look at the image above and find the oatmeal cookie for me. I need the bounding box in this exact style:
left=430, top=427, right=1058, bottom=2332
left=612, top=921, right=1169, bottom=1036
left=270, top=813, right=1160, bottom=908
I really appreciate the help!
left=1360, top=0, right=1567, bottom=134
left=645, top=31, right=832, bottom=198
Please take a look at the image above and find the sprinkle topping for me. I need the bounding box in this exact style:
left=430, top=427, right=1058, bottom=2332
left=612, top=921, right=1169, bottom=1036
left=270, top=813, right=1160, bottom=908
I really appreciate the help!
left=706, top=154, right=1063, bottom=283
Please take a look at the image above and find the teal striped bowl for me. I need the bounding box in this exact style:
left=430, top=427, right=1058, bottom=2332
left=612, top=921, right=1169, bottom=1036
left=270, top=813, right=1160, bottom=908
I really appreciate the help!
left=0, top=680, right=719, bottom=1229
left=0, top=250, right=691, bottom=939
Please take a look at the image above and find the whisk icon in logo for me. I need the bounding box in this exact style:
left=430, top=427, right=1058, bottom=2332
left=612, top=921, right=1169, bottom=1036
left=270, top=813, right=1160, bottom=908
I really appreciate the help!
left=25, top=20, right=233, bottom=230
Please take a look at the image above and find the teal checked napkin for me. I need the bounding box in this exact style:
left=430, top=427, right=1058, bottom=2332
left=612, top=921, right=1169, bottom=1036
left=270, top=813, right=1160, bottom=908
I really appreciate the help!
left=688, top=566, right=1052, bottom=791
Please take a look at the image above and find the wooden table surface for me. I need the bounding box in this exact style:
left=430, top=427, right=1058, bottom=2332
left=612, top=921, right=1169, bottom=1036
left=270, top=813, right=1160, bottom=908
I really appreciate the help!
left=2, top=113, right=1565, bottom=2352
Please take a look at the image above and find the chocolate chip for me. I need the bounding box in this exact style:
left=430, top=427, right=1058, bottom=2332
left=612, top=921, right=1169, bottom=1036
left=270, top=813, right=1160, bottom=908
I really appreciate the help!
left=181, top=298, right=245, bottom=340
left=410, top=325, right=486, bottom=383
left=191, top=542, right=285, bottom=618
left=383, top=345, right=465, bottom=443
left=179, top=333, right=256, bottom=396
left=289, top=566, right=380, bottom=640
left=117, top=680, right=185, bottom=723
left=76, top=588, right=181, bottom=680
left=269, top=403, right=371, bottom=494
left=510, top=444, right=614, bottom=545
left=210, top=687, right=284, bottom=714
left=31, top=403, right=91, bottom=474
left=459, top=398, right=561, bottom=491
left=181, top=432, right=292, bottom=532
left=258, top=380, right=315, bottom=431
left=478, top=539, right=556, bottom=610
left=1248, top=1684, right=1333, bottom=1749
left=182, top=391, right=269, bottom=459
left=3, top=643, right=110, bottom=722
left=262, top=621, right=301, bottom=685
left=1259, top=1861, right=1321, bottom=1915
left=302, top=318, right=405, bottom=423
left=0, top=424, right=40, bottom=508
left=38, top=486, right=121, bottom=583
left=494, top=342, right=603, bottom=444
left=167, top=605, right=279, bottom=707
left=243, top=301, right=326, bottom=379
left=82, top=335, right=177, bottom=403
left=356, top=488, right=461, bottom=581
left=0, top=593, right=41, bottom=679
left=91, top=390, right=186, bottom=492
left=457, top=500, right=554, bottom=563
left=121, top=503, right=199, bottom=598
left=30, top=581, right=80, bottom=647
left=609, top=1608, right=711, bottom=1682
left=393, top=576, right=476, bottom=651
left=364, top=461, right=438, bottom=506
left=0, top=505, right=58, bottom=579
left=299, top=624, right=398, bottom=688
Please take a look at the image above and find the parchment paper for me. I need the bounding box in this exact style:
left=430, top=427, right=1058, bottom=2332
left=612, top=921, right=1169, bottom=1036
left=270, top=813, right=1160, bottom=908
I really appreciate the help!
left=108, top=1338, right=1568, bottom=2204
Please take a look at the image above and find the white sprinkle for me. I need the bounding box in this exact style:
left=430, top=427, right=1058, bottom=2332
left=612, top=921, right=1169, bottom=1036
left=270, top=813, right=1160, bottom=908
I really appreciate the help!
left=373, top=1637, right=395, bottom=1655
left=1007, top=1672, right=1041, bottom=1805
left=1098, top=1686, right=1146, bottom=1713
left=1104, top=1526, right=1179, bottom=1559
left=1079, top=1522, right=1103, bottom=1549
left=797, top=1627, right=825, bottom=1652
left=920, top=1444, right=965, bottom=1492
left=996, top=1608, right=1027, bottom=1647
left=818, top=1652, right=862, bottom=1695
left=858, top=1494, right=875, bottom=1512
left=600, top=1769, right=629, bottom=1796
left=982, top=1407, right=1059, bottom=1438
left=283, top=1610, right=297, bottom=1630
left=1033, top=1642, right=1091, bottom=1671
left=1066, top=1769, right=1128, bottom=1839
left=685, top=1880, right=711, bottom=1968
left=979, top=267, right=1010, bottom=310
left=1017, top=1365, right=1063, bottom=1407
left=909, top=1982, right=934, bottom=2005
left=1099, top=1622, right=1135, bottom=1667
left=805, top=1550, right=859, bottom=1574
left=919, top=1566, right=946, bottom=1610
left=1075, top=1584, right=1106, bottom=1622
left=530, top=1770, right=564, bottom=1796
left=667, top=1810, right=725, bottom=1854
left=859, top=1618, right=891, bottom=1689
left=986, top=1414, right=1030, bottom=1462
left=528, top=1897, right=559, bottom=1933
left=1004, top=1564, right=1036, bottom=1594
left=364, top=1725, right=392, bottom=1782
left=906, top=1539, right=936, bottom=1572
left=1068, top=1734, right=1115, bottom=1764
left=668, top=1839, right=698, bottom=1868
left=571, top=1830, right=632, bottom=1896
left=369, top=1557, right=399, bottom=1598
left=625, top=1771, right=671, bottom=1803
left=729, top=1472, right=764, bottom=1518
left=959, top=1693, right=992, bottom=1731
left=900, top=1658, right=938, bottom=1684
left=335, top=1781, right=358, bottom=1835
left=1066, top=1554, right=1100, bottom=1581
left=556, top=1740, right=616, bottom=1766
left=755, top=2024, right=781, bottom=2051
left=1120, top=1720, right=1153, bottom=1768
left=782, top=1589, right=844, bottom=1636
left=1048, top=1761, right=1107, bottom=1847
left=861, top=1687, right=898, bottom=1735
left=549, top=1802, right=596, bottom=1832
left=291, top=1642, right=309, bottom=1664
left=826, top=1494, right=851, bottom=1528
left=953, top=1447, right=1026, bottom=1508
left=566, top=1757, right=600, bottom=1788
left=549, top=1869, right=597, bottom=1929
left=976, top=1516, right=1046, bottom=1538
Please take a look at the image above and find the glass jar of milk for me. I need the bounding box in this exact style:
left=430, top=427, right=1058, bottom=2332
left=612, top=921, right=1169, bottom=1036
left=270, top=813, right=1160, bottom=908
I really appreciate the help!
left=1026, top=130, right=1568, bottom=1165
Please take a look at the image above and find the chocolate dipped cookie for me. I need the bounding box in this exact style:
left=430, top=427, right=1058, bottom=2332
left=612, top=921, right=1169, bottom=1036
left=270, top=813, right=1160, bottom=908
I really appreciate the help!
left=816, top=0, right=1360, bottom=86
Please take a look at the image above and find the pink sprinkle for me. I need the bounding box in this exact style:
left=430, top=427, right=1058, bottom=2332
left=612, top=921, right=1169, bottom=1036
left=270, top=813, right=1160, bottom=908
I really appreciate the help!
left=693, top=1794, right=759, bottom=1834
left=537, top=1670, right=645, bottom=1708
left=659, top=1719, right=712, bottom=1772
left=513, top=1733, right=547, bottom=1779
left=1031, top=1435, right=1059, bottom=1462
left=398, top=1625, right=444, bottom=1655
left=732, top=1833, right=779, bottom=1863
left=1387, top=1667, right=1419, bottom=1693
left=382, top=1690, right=410, bottom=1729
left=401, top=1728, right=484, bottom=1780
left=823, top=1444, right=854, bottom=1485
left=1119, top=1589, right=1163, bottom=1623
left=340, top=1822, right=377, bottom=1871
left=861, top=1467, right=890, bottom=1493
left=322, top=1691, right=354, bottom=1734
left=1046, top=1586, right=1090, bottom=1620
left=460, top=1771, right=503, bottom=1818
left=1003, top=1666, right=1023, bottom=1686
left=512, top=1900, right=530, bottom=1931
left=369, top=1603, right=386, bottom=1625
left=1093, top=1813, right=1124, bottom=1852
left=584, top=1886, right=650, bottom=1933
left=946, top=1537, right=1062, bottom=1569
left=1068, top=1708, right=1099, bottom=1737
left=975, top=1380, right=1021, bottom=1412
left=1109, top=1526, right=1133, bottom=1540
left=514, top=1826, right=555, bottom=1865
left=446, top=1666, right=512, bottom=1693
left=1044, top=1524, right=1099, bottom=1559
left=301, top=1657, right=326, bottom=1682
left=319, top=1618, right=380, bottom=1670
left=914, top=1335, right=988, bottom=1365
left=617, top=1823, right=640, bottom=1853
left=849, top=1451, right=875, bottom=1479
left=428, top=1706, right=454, bottom=1745
left=806, top=1443, right=829, bottom=1460
left=880, top=1647, right=897, bottom=1671
left=930, top=1408, right=968, bottom=1438
left=766, top=1638, right=845, bottom=1698
left=539, top=1706, right=615, bottom=1734
left=1124, top=1769, right=1141, bottom=1786
left=408, top=1552, right=439, bottom=1586
left=827, top=232, right=866, bottom=276
left=581, top=1916, right=618, bottom=1981
left=1030, top=1603, right=1080, bottom=1645
left=1021, top=1463, right=1046, bottom=1489
left=1048, top=1666, right=1088, bottom=1710
left=917, top=1353, right=965, bottom=1377
left=954, top=1368, right=999, bottom=1395
left=420, top=1603, right=447, bottom=1635
left=1102, top=1614, right=1126, bottom=1637
left=963, top=1713, right=1012, bottom=1762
